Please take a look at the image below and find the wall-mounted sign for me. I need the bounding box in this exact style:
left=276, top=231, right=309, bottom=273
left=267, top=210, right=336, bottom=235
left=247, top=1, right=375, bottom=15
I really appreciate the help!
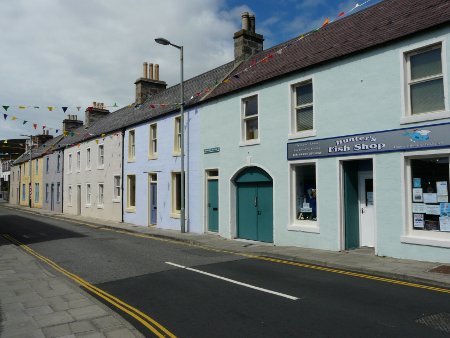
left=204, top=147, right=220, bottom=154
left=287, top=122, right=450, bottom=160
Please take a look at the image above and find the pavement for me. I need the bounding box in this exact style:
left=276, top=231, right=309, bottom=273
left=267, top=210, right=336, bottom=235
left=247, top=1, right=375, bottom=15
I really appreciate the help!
left=1, top=202, right=450, bottom=337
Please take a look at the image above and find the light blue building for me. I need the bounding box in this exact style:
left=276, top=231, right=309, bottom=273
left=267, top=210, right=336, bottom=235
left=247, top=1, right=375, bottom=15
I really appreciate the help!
left=199, top=0, right=450, bottom=263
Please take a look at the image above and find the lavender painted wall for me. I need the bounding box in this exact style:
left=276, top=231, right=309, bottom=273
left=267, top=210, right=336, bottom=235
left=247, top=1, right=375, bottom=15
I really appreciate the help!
left=42, top=149, right=63, bottom=212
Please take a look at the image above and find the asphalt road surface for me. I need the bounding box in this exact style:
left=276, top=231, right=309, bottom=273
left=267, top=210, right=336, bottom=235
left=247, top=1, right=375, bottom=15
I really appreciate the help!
left=1, top=205, right=449, bottom=337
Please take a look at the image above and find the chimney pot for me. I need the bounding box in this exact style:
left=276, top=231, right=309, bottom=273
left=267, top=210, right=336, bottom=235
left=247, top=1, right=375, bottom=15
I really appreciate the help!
left=241, top=12, right=250, bottom=30
left=249, top=14, right=255, bottom=32
left=155, top=64, right=160, bottom=81
left=149, top=63, right=154, bottom=80
left=143, top=62, right=148, bottom=78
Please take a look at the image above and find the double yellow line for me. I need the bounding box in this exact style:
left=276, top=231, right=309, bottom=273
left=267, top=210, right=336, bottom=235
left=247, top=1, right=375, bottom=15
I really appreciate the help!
left=2, top=234, right=176, bottom=338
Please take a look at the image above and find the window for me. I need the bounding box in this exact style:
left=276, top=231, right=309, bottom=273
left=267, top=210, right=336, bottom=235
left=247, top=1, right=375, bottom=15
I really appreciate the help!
left=408, top=156, right=449, bottom=232
left=76, top=151, right=81, bottom=171
left=68, top=154, right=72, bottom=172
left=292, top=80, right=313, bottom=133
left=127, top=175, right=136, bottom=209
left=34, top=183, right=39, bottom=202
left=68, top=185, right=72, bottom=204
left=98, top=145, right=104, bottom=167
left=242, top=95, right=258, bottom=142
left=171, top=172, right=184, bottom=215
left=22, top=184, right=26, bottom=201
left=174, top=117, right=181, bottom=154
left=46, top=157, right=49, bottom=173
left=86, top=148, right=91, bottom=169
left=149, top=124, right=157, bottom=158
left=35, top=159, right=39, bottom=175
left=128, top=130, right=136, bottom=161
left=98, top=184, right=104, bottom=207
left=291, top=163, right=318, bottom=227
left=57, top=154, right=61, bottom=172
left=86, top=184, right=91, bottom=205
left=405, top=43, right=445, bottom=115
left=45, top=184, right=49, bottom=202
left=113, top=175, right=121, bottom=200
left=57, top=182, right=60, bottom=202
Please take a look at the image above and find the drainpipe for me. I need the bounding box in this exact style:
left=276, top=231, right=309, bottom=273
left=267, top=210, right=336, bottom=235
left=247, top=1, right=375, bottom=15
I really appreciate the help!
left=61, top=148, right=64, bottom=214
left=121, top=129, right=125, bottom=223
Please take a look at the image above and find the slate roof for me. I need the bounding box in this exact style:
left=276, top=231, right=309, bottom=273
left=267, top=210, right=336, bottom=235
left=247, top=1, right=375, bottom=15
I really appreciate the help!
left=13, top=135, right=64, bottom=165
left=207, top=0, right=450, bottom=99
left=58, top=61, right=236, bottom=147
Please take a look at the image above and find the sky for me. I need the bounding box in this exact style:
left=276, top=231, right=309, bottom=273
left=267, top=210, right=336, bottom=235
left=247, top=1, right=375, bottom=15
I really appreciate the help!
left=0, top=0, right=382, bottom=141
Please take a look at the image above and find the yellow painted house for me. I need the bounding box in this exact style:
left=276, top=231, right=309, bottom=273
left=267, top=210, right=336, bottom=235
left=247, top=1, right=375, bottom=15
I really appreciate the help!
left=18, top=157, right=44, bottom=208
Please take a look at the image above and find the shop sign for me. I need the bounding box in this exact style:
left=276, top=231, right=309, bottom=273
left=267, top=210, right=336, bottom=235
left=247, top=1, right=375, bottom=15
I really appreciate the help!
left=287, top=122, right=450, bottom=160
left=204, top=147, right=220, bottom=154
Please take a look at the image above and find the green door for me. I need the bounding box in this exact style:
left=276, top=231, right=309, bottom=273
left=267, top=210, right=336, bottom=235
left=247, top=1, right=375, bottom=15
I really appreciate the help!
left=344, top=161, right=360, bottom=249
left=236, top=167, right=273, bottom=243
left=207, top=179, right=219, bottom=232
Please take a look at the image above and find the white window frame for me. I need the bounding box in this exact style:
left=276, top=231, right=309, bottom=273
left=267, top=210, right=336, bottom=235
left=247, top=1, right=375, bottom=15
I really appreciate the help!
left=288, top=160, right=320, bottom=233
left=289, top=77, right=316, bottom=139
left=34, top=183, right=39, bottom=203
left=68, top=185, right=72, bottom=205
left=86, top=148, right=91, bottom=170
left=98, top=183, right=104, bottom=208
left=57, top=182, right=61, bottom=203
left=171, top=171, right=183, bottom=218
left=400, top=37, right=449, bottom=124
left=173, top=116, right=181, bottom=155
left=128, top=129, right=136, bottom=161
left=240, top=93, right=260, bottom=146
left=149, top=123, right=157, bottom=159
left=401, top=149, right=450, bottom=248
left=113, top=175, right=121, bottom=202
left=76, top=150, right=81, bottom=171
left=98, top=144, right=104, bottom=168
left=126, top=174, right=136, bottom=211
left=86, top=183, right=91, bottom=206
left=35, top=159, right=39, bottom=175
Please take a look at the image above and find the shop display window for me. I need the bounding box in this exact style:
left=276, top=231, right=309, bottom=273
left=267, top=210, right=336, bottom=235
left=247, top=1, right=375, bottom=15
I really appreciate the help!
left=294, top=164, right=317, bottom=221
left=410, top=156, right=450, bottom=232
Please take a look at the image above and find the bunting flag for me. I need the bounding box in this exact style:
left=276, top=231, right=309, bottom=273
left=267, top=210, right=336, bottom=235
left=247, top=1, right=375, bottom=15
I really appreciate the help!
left=62, top=107, right=68, bottom=113
left=95, top=140, right=99, bottom=144
left=3, top=114, right=7, bottom=120
left=48, top=107, right=54, bottom=111
left=11, top=116, right=17, bottom=120
left=76, top=106, right=81, bottom=111
left=3, top=106, right=9, bottom=111
left=63, top=131, right=69, bottom=136
left=19, top=105, right=27, bottom=109
left=322, top=18, right=330, bottom=27
left=23, top=120, right=27, bottom=125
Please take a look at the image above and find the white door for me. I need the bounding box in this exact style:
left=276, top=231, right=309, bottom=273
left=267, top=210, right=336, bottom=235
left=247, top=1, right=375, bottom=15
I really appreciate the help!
left=358, top=171, right=374, bottom=247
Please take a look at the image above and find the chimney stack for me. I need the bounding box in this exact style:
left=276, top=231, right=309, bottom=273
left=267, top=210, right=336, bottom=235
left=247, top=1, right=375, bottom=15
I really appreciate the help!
left=234, top=12, right=264, bottom=63
left=85, top=102, right=110, bottom=127
left=32, top=133, right=53, bottom=147
left=134, top=61, right=167, bottom=105
left=62, top=114, right=83, bottom=133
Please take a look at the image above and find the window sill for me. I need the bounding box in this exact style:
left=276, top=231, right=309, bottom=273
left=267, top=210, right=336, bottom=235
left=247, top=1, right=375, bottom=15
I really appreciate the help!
left=128, top=158, right=136, bottom=163
left=400, top=110, right=450, bottom=124
left=288, top=129, right=317, bottom=140
left=97, top=166, right=104, bottom=170
left=172, top=152, right=181, bottom=157
left=112, top=198, right=121, bottom=203
left=239, top=139, right=260, bottom=147
left=97, top=204, right=104, bottom=209
left=125, top=207, right=136, bottom=213
left=85, top=204, right=91, bottom=207
left=148, top=155, right=157, bottom=160
left=400, top=234, right=450, bottom=248
left=170, top=212, right=181, bottom=219
left=287, top=223, right=320, bottom=233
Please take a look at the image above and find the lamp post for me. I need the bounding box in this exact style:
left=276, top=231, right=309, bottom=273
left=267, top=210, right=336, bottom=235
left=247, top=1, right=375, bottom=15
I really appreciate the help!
left=20, top=134, right=32, bottom=207
left=155, top=37, right=186, bottom=233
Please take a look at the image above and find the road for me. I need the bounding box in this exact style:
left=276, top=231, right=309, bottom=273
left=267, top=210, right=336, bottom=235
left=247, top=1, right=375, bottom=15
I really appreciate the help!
left=1, top=205, right=449, bottom=337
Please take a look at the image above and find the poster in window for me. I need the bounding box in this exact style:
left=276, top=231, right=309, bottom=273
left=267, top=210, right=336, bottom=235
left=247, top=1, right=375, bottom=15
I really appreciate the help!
left=412, top=188, right=423, bottom=202
left=438, top=195, right=449, bottom=203
left=436, top=181, right=448, bottom=196
left=425, top=204, right=440, bottom=215
left=413, top=178, right=421, bottom=188
left=412, top=203, right=426, bottom=213
left=423, top=193, right=438, bottom=204
left=440, top=217, right=450, bottom=232
left=440, top=203, right=450, bottom=217
left=413, top=214, right=424, bottom=228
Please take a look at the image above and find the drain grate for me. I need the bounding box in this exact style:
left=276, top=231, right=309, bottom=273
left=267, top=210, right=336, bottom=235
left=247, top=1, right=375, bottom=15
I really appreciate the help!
left=429, top=265, right=450, bottom=274
left=416, top=313, right=450, bottom=333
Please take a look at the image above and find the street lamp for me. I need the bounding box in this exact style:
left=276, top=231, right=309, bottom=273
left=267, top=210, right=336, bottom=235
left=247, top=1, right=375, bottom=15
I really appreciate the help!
left=20, top=134, right=32, bottom=208
left=155, top=37, right=186, bottom=233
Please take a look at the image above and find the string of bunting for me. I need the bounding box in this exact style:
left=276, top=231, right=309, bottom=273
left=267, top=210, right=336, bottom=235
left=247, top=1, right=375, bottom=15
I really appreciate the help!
left=143, top=0, right=374, bottom=108
left=1, top=103, right=118, bottom=113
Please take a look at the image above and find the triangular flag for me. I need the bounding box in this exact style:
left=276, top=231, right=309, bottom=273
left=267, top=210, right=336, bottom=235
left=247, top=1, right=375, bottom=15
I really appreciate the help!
left=63, top=131, right=69, bottom=136
left=34, top=106, right=39, bottom=109
left=48, top=106, right=53, bottom=111
left=338, top=11, right=345, bottom=17
left=19, top=105, right=27, bottom=109
left=11, top=116, right=17, bottom=120
left=76, top=106, right=81, bottom=111
left=33, top=123, right=37, bottom=129
left=3, top=140, right=7, bottom=144
left=95, top=140, right=99, bottom=144
left=322, top=18, right=330, bottom=27
left=55, top=129, right=59, bottom=133
left=23, top=121, right=27, bottom=125
left=101, top=133, right=106, bottom=138
left=62, top=107, right=68, bottom=113
left=3, top=114, right=7, bottom=120
left=70, top=132, right=74, bottom=137
left=2, top=106, right=9, bottom=111
left=233, top=74, right=240, bottom=79
left=113, top=102, right=118, bottom=107
left=150, top=104, right=155, bottom=108
left=77, top=144, right=81, bottom=148
left=223, top=79, right=231, bottom=83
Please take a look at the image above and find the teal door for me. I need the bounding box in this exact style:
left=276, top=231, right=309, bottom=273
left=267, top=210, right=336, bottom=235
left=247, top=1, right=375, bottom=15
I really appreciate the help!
left=236, top=167, right=273, bottom=243
left=343, top=161, right=360, bottom=249
left=207, top=179, right=219, bottom=232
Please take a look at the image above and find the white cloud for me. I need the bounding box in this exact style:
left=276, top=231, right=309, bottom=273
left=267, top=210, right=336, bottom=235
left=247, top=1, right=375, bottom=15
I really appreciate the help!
left=0, top=0, right=244, bottom=140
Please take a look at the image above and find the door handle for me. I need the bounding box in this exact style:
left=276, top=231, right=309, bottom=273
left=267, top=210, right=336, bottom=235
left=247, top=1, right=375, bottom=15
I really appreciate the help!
left=361, top=208, right=365, bottom=214
left=257, top=210, right=262, bottom=215
left=213, top=208, right=218, bottom=211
